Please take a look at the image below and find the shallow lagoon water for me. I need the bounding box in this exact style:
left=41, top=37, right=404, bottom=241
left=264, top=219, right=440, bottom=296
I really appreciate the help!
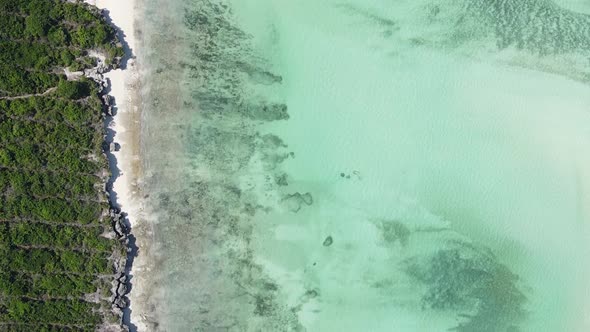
left=138, top=0, right=590, bottom=331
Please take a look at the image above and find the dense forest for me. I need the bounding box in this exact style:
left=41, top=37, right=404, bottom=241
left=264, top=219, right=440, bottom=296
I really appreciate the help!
left=0, top=0, right=127, bottom=330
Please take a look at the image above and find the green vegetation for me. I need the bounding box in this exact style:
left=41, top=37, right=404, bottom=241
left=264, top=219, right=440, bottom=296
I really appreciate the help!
left=0, top=0, right=125, bottom=330
left=0, top=97, right=103, bottom=125
left=8, top=223, right=113, bottom=251
left=56, top=80, right=92, bottom=100
left=0, top=170, right=97, bottom=198
left=0, top=0, right=123, bottom=97
left=0, top=196, right=104, bottom=224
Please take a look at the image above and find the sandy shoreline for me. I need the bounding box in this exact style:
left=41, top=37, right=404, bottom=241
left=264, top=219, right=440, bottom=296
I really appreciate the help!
left=85, top=0, right=146, bottom=330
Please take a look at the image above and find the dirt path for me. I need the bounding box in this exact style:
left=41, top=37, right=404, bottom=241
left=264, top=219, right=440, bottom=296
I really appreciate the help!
left=0, top=87, right=57, bottom=100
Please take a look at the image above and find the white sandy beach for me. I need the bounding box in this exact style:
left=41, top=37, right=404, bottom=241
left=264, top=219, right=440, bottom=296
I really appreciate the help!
left=85, top=0, right=139, bottom=218
left=85, top=0, right=146, bottom=330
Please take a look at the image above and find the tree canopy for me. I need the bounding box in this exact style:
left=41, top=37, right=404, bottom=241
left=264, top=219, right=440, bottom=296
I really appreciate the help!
left=0, top=0, right=126, bottom=329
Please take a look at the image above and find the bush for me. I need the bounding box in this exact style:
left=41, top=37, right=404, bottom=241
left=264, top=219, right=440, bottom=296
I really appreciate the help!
left=47, top=27, right=68, bottom=45
left=24, top=14, right=49, bottom=38
left=1, top=298, right=100, bottom=325
left=0, top=0, right=125, bottom=328
left=60, top=49, right=75, bottom=66
left=56, top=80, right=91, bottom=100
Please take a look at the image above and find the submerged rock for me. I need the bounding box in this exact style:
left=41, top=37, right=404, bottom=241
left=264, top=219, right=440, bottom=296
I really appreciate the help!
left=323, top=236, right=333, bottom=247
left=300, top=193, right=313, bottom=205
left=281, top=192, right=313, bottom=212
left=242, top=102, right=289, bottom=121
left=275, top=173, right=289, bottom=186
left=379, top=220, right=410, bottom=246
left=404, top=243, right=527, bottom=331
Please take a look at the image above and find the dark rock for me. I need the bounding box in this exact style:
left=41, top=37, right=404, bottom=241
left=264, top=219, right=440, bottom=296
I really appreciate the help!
left=113, top=260, right=126, bottom=276
left=114, top=220, right=127, bottom=237
left=109, top=142, right=120, bottom=152
left=275, top=173, right=288, bottom=186
left=116, top=272, right=127, bottom=283
left=301, top=193, right=313, bottom=205
left=236, top=61, right=283, bottom=85
left=380, top=220, right=410, bottom=246
left=323, top=236, right=333, bottom=247
left=281, top=192, right=313, bottom=212
left=116, top=282, right=128, bottom=297
left=102, top=95, right=113, bottom=106
left=305, top=289, right=318, bottom=298
left=112, top=209, right=129, bottom=238
left=111, top=306, right=123, bottom=319
left=113, top=297, right=128, bottom=309
left=261, top=134, right=287, bottom=148
left=109, top=207, right=122, bottom=216
left=243, top=102, right=289, bottom=121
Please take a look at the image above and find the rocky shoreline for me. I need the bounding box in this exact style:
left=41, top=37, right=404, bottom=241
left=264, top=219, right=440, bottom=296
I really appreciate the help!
left=84, top=6, right=135, bottom=331
left=107, top=207, right=133, bottom=329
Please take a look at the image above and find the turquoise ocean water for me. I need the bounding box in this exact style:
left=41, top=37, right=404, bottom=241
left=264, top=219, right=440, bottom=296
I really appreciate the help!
left=138, top=0, right=590, bottom=331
